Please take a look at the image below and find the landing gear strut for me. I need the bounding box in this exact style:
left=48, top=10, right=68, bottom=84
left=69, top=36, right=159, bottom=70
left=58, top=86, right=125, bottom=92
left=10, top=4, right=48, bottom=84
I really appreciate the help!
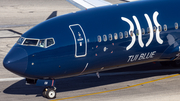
left=43, top=86, right=56, bottom=99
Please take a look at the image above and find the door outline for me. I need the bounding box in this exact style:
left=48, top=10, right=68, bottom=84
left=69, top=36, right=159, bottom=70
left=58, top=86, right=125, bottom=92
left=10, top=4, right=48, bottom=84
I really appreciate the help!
left=69, top=24, right=87, bottom=58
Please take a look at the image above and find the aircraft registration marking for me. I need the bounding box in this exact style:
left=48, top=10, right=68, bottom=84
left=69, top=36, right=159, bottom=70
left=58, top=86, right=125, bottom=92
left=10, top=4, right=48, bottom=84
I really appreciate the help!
left=127, top=51, right=156, bottom=62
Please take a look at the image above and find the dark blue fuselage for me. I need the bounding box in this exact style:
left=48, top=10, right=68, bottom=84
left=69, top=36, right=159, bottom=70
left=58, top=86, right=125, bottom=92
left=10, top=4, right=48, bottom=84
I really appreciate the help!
left=3, top=0, right=180, bottom=80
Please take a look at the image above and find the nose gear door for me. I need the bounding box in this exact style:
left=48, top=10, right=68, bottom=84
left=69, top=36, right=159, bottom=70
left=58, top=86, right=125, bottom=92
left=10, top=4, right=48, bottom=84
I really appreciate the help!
left=69, top=24, right=87, bottom=58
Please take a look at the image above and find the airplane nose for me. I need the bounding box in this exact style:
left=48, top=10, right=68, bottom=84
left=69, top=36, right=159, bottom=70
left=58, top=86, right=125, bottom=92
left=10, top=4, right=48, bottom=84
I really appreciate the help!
left=3, top=47, right=28, bottom=76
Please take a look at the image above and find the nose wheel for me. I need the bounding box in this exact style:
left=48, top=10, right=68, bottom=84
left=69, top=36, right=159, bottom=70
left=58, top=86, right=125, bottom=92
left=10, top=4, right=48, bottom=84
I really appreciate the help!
left=43, top=87, right=56, bottom=99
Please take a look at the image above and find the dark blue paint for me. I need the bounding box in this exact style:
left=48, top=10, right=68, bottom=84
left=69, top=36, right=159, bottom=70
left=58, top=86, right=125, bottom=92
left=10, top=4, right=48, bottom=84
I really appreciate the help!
left=3, top=47, right=28, bottom=76
left=36, top=79, right=55, bottom=87
left=3, top=0, right=180, bottom=80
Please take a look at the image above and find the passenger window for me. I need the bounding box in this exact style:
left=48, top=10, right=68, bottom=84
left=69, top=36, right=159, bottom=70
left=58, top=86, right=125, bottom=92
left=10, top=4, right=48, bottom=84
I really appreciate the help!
left=119, top=32, right=123, bottom=39
left=130, top=31, right=133, bottom=37
left=97, top=35, right=101, bottom=42
left=114, top=33, right=118, bottom=40
left=159, top=26, right=162, bottom=32
left=142, top=28, right=145, bottom=35
left=175, top=22, right=178, bottom=29
left=109, top=34, right=113, bottom=41
left=164, top=24, right=167, bottom=31
left=17, top=37, right=25, bottom=44
left=136, top=29, right=139, bottom=36
left=147, top=27, right=150, bottom=34
left=38, top=39, right=45, bottom=48
left=103, top=35, right=107, bottom=42
left=153, top=26, right=156, bottom=32
left=23, top=39, right=38, bottom=46
left=47, top=38, right=55, bottom=47
left=125, top=31, right=128, bottom=38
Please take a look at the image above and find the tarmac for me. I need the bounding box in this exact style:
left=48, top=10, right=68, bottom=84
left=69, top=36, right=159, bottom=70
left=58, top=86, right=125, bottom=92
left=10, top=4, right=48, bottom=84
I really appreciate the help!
left=0, top=0, right=180, bottom=101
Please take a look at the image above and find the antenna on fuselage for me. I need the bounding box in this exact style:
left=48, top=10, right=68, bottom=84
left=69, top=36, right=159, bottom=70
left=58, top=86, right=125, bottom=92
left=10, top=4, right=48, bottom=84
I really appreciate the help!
left=46, top=11, right=57, bottom=20
left=96, top=72, right=100, bottom=78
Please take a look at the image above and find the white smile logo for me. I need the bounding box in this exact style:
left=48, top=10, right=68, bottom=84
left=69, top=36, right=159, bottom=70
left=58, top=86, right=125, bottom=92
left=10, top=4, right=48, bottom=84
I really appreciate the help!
left=121, top=11, right=163, bottom=51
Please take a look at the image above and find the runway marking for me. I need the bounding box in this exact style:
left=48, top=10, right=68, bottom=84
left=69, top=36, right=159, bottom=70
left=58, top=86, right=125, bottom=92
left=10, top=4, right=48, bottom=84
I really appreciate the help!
left=0, top=77, right=24, bottom=82
left=50, top=74, right=180, bottom=101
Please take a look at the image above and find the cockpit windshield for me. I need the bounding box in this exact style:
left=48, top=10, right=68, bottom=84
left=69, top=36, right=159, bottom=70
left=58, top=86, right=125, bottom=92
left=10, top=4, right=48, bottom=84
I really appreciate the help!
left=23, top=39, right=38, bottom=46
left=47, top=38, right=55, bottom=47
left=17, top=37, right=25, bottom=44
left=16, top=37, right=55, bottom=48
left=38, top=39, right=45, bottom=48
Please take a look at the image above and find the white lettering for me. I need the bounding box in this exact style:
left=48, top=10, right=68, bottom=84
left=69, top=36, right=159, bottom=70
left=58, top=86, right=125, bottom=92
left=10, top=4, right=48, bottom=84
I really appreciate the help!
left=153, top=11, right=163, bottom=44
left=133, top=54, right=139, bottom=61
left=138, top=53, right=146, bottom=60
left=77, top=38, right=83, bottom=41
left=121, top=17, right=136, bottom=51
left=149, top=51, right=156, bottom=58
left=128, top=51, right=156, bottom=62
left=133, top=16, right=144, bottom=48
left=144, top=14, right=154, bottom=47
left=127, top=55, right=134, bottom=62
left=146, top=52, right=150, bottom=59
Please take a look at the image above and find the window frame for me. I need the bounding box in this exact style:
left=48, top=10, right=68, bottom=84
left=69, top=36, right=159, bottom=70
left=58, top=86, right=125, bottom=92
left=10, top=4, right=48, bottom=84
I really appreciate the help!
left=125, top=31, right=128, bottom=38
left=97, top=35, right=102, bottom=43
left=136, top=29, right=139, bottom=36
left=164, top=24, right=167, bottom=31
left=109, top=34, right=113, bottom=41
left=130, top=30, right=133, bottom=37
left=119, top=32, right=123, bottom=39
left=114, top=33, right=118, bottom=40
left=17, top=37, right=25, bottom=45
left=19, top=37, right=55, bottom=48
left=142, top=28, right=145, bottom=35
left=23, top=38, right=39, bottom=46
left=38, top=39, right=46, bottom=48
left=175, top=22, right=178, bottom=29
left=159, top=25, right=162, bottom=32
left=147, top=27, right=150, bottom=34
left=153, top=26, right=156, bottom=32
left=103, top=35, right=107, bottom=42
left=46, top=38, right=55, bottom=48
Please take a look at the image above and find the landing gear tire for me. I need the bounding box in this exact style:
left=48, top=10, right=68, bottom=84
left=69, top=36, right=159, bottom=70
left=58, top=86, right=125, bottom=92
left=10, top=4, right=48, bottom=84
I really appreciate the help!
left=42, top=89, right=47, bottom=98
left=43, top=87, right=56, bottom=99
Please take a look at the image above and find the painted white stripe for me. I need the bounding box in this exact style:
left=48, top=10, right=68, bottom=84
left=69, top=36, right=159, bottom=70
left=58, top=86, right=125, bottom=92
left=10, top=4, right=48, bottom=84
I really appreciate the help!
left=144, top=14, right=154, bottom=47
left=121, top=17, right=136, bottom=51
left=0, top=77, right=24, bottom=82
left=133, top=16, right=144, bottom=48
left=80, top=63, right=89, bottom=74
left=153, top=11, right=163, bottom=44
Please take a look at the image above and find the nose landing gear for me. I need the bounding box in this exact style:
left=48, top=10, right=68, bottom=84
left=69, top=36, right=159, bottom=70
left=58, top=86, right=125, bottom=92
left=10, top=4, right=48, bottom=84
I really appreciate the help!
left=43, top=86, right=57, bottom=99
left=33, top=79, right=56, bottom=99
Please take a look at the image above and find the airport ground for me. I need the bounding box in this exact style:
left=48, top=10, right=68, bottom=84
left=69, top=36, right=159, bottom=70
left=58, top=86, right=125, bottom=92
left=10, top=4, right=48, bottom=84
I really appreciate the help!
left=0, top=0, right=180, bottom=101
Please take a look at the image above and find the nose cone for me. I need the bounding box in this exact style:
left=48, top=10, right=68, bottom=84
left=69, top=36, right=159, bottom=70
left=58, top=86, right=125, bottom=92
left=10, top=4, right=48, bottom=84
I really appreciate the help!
left=3, top=47, right=28, bottom=76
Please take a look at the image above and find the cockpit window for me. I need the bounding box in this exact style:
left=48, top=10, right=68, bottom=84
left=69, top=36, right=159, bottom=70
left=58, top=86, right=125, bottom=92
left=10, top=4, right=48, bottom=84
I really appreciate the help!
left=23, top=39, right=38, bottom=46
left=47, top=38, right=55, bottom=47
left=18, top=37, right=55, bottom=48
left=38, top=39, right=45, bottom=48
left=17, top=37, right=25, bottom=44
